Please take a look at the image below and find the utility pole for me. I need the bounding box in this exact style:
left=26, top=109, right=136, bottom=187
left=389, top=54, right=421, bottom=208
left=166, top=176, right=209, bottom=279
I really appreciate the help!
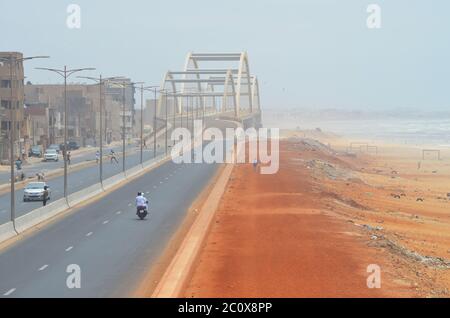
left=77, top=75, right=122, bottom=183
left=107, top=80, right=143, bottom=172
left=133, top=84, right=158, bottom=163
left=36, top=65, right=95, bottom=197
left=164, top=91, right=168, bottom=155
left=140, top=83, right=144, bottom=164
left=122, top=84, right=126, bottom=171
left=153, top=88, right=157, bottom=158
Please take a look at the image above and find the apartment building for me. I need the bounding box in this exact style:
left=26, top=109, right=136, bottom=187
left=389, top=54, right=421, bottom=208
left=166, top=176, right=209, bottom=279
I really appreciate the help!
left=0, top=52, right=25, bottom=162
left=24, top=79, right=136, bottom=147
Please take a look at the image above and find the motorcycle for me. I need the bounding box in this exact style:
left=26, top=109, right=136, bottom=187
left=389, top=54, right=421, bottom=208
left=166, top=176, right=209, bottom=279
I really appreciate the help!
left=136, top=201, right=149, bottom=220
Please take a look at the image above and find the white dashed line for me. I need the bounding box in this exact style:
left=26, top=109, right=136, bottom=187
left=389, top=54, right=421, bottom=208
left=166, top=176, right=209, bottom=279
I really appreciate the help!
left=65, top=246, right=73, bottom=252
left=116, top=211, right=122, bottom=215
left=102, top=220, right=109, bottom=224
left=165, top=177, right=169, bottom=180
left=145, top=191, right=150, bottom=194
left=86, top=232, right=93, bottom=237
left=3, top=288, right=16, bottom=296
left=128, top=203, right=132, bottom=207
left=38, top=264, right=48, bottom=271
left=160, top=181, right=163, bottom=184
left=153, top=186, right=157, bottom=189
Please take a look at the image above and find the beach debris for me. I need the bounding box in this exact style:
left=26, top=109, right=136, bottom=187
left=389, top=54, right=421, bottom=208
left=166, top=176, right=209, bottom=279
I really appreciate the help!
left=371, top=235, right=378, bottom=240
left=307, top=159, right=355, bottom=181
left=363, top=224, right=383, bottom=231
left=416, top=198, right=424, bottom=202
left=375, top=237, right=450, bottom=269
left=391, top=193, right=401, bottom=199
left=447, top=193, right=450, bottom=198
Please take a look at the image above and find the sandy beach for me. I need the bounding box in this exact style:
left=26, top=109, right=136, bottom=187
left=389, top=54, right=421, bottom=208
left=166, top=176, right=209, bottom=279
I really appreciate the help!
left=182, top=130, right=450, bottom=297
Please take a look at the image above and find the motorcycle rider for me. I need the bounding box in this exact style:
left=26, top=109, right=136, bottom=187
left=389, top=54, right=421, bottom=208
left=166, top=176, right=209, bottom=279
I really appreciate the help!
left=135, top=192, right=148, bottom=215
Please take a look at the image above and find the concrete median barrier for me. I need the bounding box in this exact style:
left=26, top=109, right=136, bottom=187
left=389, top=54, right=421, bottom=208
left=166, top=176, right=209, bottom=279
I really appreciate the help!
left=15, top=198, right=69, bottom=234
left=142, top=157, right=158, bottom=169
left=125, top=165, right=143, bottom=179
left=102, top=172, right=126, bottom=191
left=0, top=221, right=16, bottom=243
left=142, top=154, right=168, bottom=169
left=67, top=183, right=103, bottom=208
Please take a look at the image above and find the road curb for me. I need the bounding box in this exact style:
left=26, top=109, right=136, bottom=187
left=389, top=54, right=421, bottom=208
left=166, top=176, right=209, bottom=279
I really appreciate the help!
left=0, top=222, right=16, bottom=243
left=151, top=161, right=234, bottom=298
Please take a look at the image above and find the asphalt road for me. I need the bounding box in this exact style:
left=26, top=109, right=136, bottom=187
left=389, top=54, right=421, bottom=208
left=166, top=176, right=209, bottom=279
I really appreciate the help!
left=0, top=115, right=217, bottom=224
left=0, top=116, right=238, bottom=297
left=0, top=147, right=165, bottom=225
left=0, top=158, right=218, bottom=297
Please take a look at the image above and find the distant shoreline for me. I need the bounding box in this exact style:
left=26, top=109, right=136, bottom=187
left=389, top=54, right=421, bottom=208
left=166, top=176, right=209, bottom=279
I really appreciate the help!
left=265, top=116, right=450, bottom=147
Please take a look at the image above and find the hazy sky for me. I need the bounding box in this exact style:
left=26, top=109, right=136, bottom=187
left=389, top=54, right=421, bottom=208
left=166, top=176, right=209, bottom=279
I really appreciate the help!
left=1, top=0, right=449, bottom=111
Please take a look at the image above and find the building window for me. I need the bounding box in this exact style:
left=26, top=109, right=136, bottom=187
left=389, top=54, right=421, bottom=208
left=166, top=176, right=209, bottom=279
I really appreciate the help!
left=1, top=121, right=9, bottom=131
left=1, top=100, right=10, bottom=109
left=1, top=80, right=11, bottom=88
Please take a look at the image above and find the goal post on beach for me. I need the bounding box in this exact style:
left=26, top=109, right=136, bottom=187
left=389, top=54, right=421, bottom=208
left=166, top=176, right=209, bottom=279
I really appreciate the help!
left=422, top=149, right=441, bottom=160
left=367, top=145, right=378, bottom=154
left=349, top=142, right=368, bottom=153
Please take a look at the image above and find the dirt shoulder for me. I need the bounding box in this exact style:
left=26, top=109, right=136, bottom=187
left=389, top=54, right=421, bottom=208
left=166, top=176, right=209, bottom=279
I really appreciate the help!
left=183, top=138, right=449, bottom=298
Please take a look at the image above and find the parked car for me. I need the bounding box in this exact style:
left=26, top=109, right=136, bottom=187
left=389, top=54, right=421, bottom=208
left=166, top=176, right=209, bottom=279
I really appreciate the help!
left=29, top=145, right=42, bottom=158
left=43, top=149, right=59, bottom=162
left=60, top=141, right=80, bottom=151
left=48, top=144, right=61, bottom=153
left=23, top=182, right=51, bottom=202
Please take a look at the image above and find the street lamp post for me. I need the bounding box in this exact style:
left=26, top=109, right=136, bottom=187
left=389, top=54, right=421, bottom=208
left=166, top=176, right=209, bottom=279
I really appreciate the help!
left=108, top=80, right=143, bottom=172
left=172, top=92, right=176, bottom=145
left=133, top=85, right=158, bottom=164
left=77, top=75, right=123, bottom=183
left=163, top=90, right=168, bottom=156
left=36, top=66, right=95, bottom=198
left=0, top=54, right=49, bottom=230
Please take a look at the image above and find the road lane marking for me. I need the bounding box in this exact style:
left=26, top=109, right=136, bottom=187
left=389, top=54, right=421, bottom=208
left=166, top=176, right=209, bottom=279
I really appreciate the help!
left=128, top=203, right=132, bottom=207
left=65, top=246, right=73, bottom=252
left=102, top=220, right=109, bottom=224
left=165, top=177, right=169, bottom=180
left=116, top=211, right=122, bottom=215
left=86, top=232, right=93, bottom=237
left=3, top=288, right=16, bottom=296
left=160, top=181, right=163, bottom=184
left=153, top=186, right=157, bottom=188
left=38, top=264, right=49, bottom=271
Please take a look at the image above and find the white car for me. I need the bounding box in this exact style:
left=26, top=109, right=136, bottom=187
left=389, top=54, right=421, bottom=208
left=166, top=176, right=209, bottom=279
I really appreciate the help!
left=44, top=149, right=59, bottom=161
left=23, top=182, right=51, bottom=202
